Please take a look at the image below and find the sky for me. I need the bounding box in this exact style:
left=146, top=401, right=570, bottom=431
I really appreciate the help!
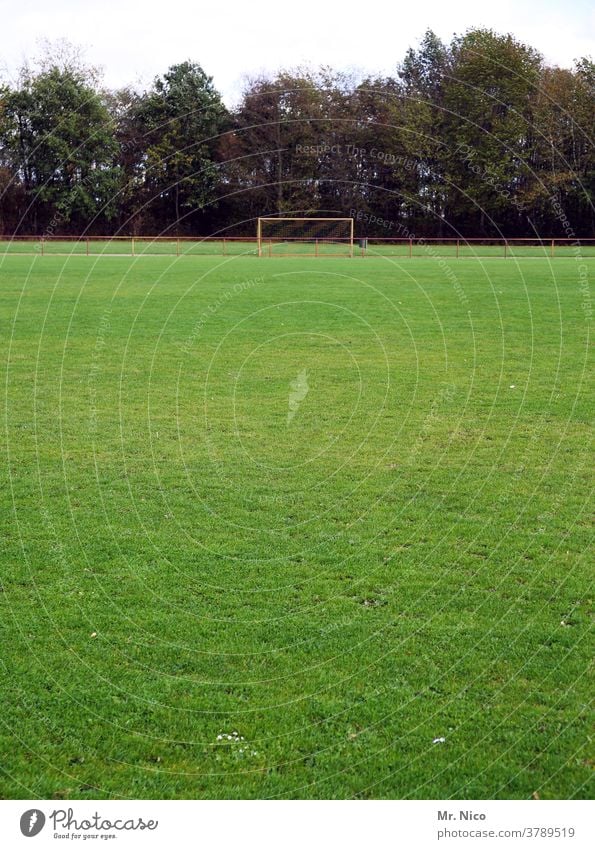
left=1, top=0, right=593, bottom=103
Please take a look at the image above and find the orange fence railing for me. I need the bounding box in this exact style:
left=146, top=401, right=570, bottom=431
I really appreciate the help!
left=0, top=235, right=593, bottom=258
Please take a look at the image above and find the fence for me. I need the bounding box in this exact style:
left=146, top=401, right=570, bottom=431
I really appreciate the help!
left=0, top=236, right=594, bottom=258
left=0, top=236, right=258, bottom=257
left=360, top=237, right=595, bottom=259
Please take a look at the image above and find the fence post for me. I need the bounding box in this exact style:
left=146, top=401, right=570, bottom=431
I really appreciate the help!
left=41, top=237, right=44, bottom=256
left=551, top=238, right=555, bottom=258
left=177, top=238, right=180, bottom=257
left=456, top=239, right=459, bottom=258
left=86, top=238, right=89, bottom=256
left=223, top=238, right=226, bottom=256
left=409, top=238, right=412, bottom=258
left=504, top=241, right=507, bottom=259
left=315, top=238, right=319, bottom=257
left=131, top=238, right=135, bottom=257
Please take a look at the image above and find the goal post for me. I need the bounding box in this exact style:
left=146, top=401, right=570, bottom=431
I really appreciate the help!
left=257, top=217, right=354, bottom=257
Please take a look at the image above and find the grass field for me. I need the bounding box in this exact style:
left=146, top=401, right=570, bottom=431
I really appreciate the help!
left=0, top=253, right=592, bottom=800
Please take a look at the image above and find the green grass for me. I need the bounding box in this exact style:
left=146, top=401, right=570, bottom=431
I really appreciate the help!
left=0, top=253, right=592, bottom=800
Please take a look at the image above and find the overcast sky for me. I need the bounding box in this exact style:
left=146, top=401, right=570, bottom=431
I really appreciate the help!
left=1, top=0, right=593, bottom=102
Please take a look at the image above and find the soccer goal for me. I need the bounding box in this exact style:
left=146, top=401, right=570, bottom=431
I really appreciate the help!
left=257, top=217, right=354, bottom=257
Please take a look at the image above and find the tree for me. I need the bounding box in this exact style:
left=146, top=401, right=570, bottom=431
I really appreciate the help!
left=228, top=70, right=327, bottom=220
left=0, top=64, right=119, bottom=233
left=104, top=86, right=151, bottom=234
left=397, top=30, right=452, bottom=234
left=135, top=62, right=227, bottom=232
left=0, top=33, right=593, bottom=239
left=527, top=59, right=594, bottom=234
left=442, top=29, right=543, bottom=235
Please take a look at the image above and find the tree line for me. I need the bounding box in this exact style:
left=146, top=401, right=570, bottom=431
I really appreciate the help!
left=0, top=29, right=593, bottom=238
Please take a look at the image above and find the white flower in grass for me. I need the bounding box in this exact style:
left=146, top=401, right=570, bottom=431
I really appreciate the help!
left=215, top=730, right=257, bottom=755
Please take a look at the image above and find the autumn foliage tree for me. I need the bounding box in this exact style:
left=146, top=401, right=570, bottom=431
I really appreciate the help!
left=0, top=31, right=593, bottom=238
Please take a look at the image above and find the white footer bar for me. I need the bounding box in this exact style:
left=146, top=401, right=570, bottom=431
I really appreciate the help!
left=0, top=800, right=592, bottom=849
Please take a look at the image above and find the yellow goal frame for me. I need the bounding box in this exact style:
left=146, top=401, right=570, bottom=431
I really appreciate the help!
left=257, top=217, right=354, bottom=257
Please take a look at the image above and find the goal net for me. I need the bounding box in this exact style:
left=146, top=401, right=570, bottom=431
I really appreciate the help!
left=257, top=218, right=354, bottom=257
